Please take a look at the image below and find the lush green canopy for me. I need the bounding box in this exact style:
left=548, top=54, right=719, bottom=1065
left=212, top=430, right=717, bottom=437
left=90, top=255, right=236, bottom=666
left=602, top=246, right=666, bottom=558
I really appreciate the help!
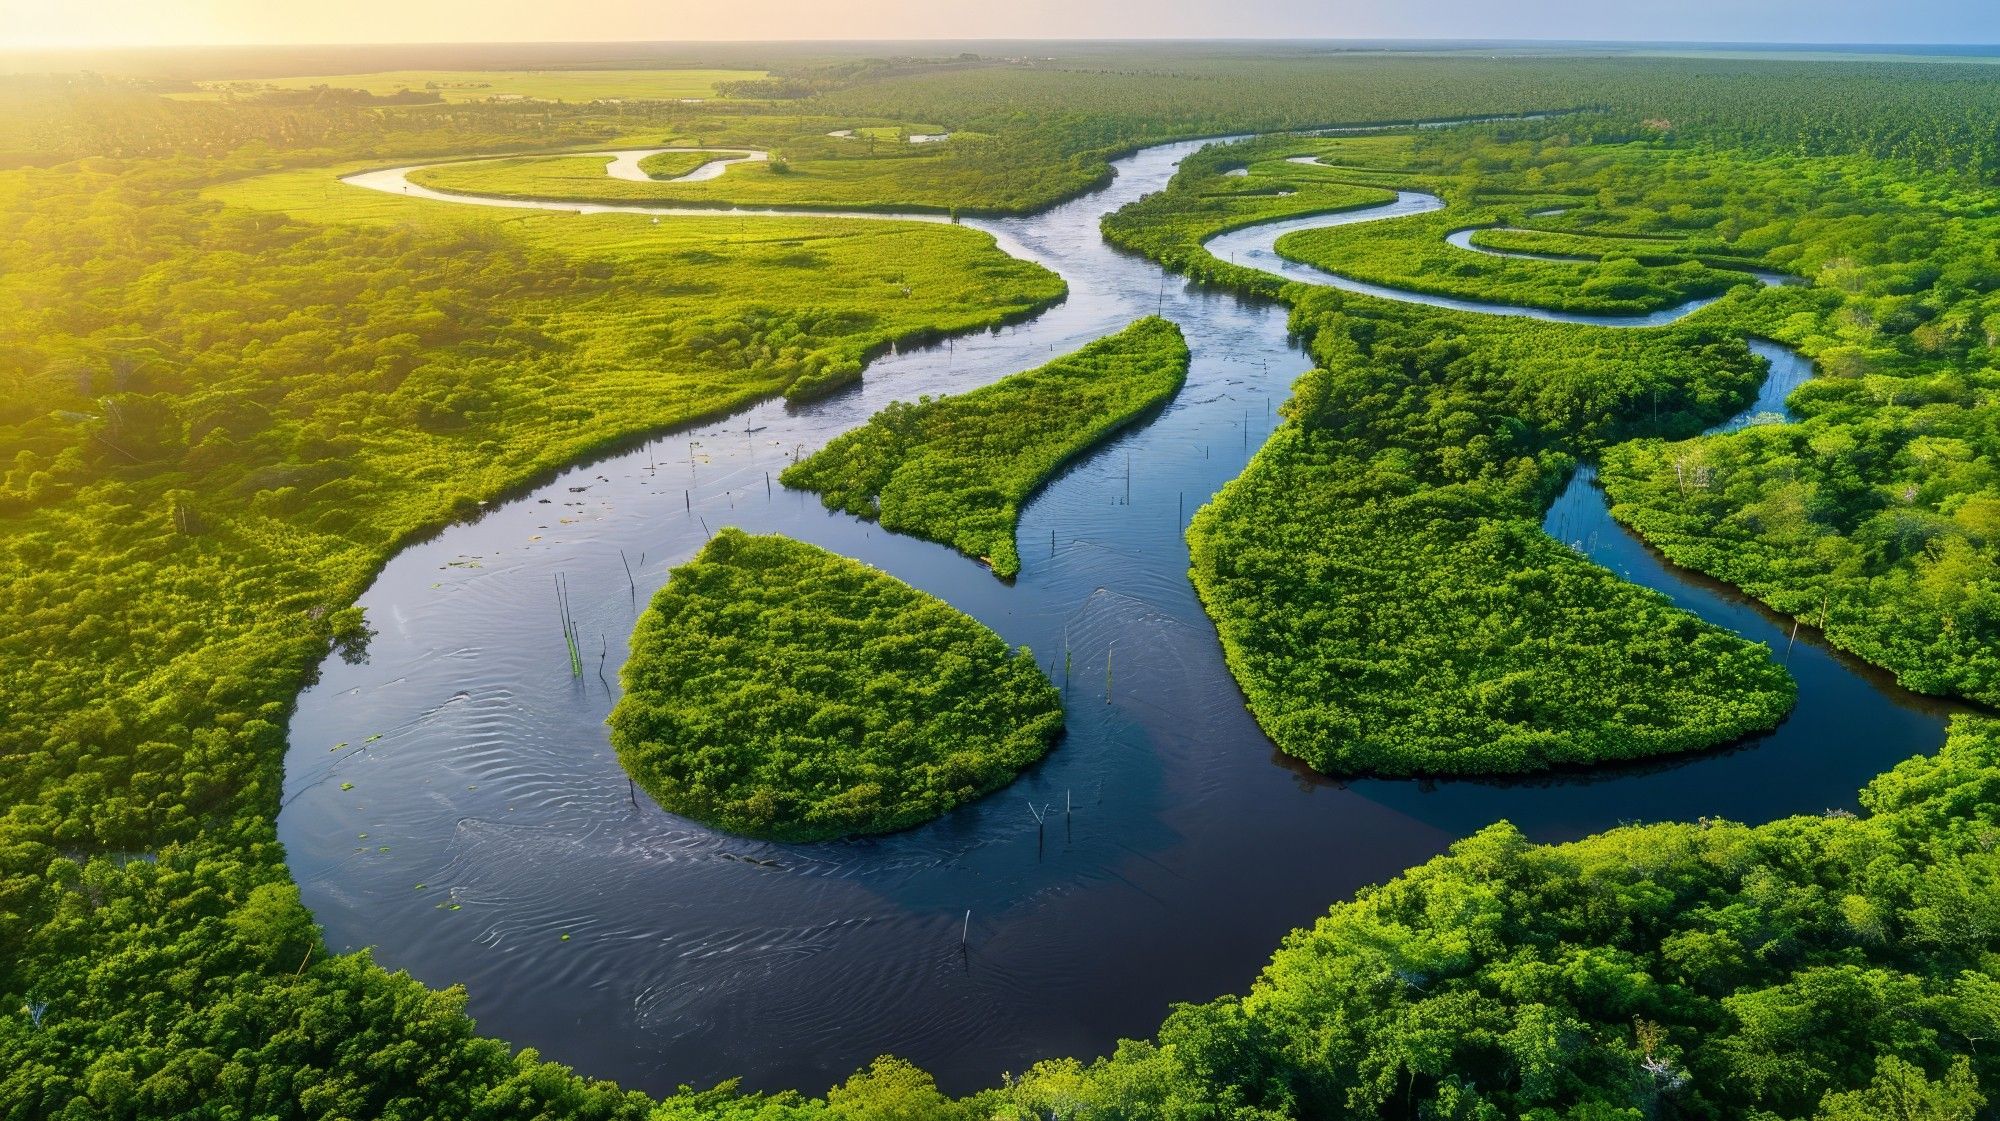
left=1187, top=294, right=1796, bottom=774
left=7, top=47, right=2000, bottom=1121
left=782, top=316, right=1189, bottom=578
left=609, top=530, right=1063, bottom=841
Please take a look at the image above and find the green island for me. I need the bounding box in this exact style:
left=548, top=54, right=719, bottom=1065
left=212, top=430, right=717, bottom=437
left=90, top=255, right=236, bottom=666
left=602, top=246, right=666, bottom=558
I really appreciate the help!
left=609, top=529, right=1063, bottom=841
left=408, top=150, right=752, bottom=202
left=406, top=140, right=1041, bottom=214
left=1186, top=295, right=1798, bottom=774
left=636, top=149, right=751, bottom=179
left=782, top=316, right=1190, bottom=578
left=6, top=40, right=2000, bottom=1121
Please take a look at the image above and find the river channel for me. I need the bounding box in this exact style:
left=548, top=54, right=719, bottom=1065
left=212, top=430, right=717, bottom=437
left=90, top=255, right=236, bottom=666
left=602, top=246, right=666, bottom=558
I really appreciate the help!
left=283, top=132, right=1968, bottom=1096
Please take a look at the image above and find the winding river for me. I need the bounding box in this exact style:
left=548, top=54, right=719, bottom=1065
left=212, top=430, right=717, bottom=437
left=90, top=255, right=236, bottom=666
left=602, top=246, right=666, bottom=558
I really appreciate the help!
left=284, top=135, right=1968, bottom=1096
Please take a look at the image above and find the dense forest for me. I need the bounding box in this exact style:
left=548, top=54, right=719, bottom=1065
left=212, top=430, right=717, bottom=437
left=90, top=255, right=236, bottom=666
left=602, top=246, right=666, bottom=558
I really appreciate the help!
left=783, top=316, right=1189, bottom=577
left=609, top=530, right=1063, bottom=841
left=1376, top=124, right=2000, bottom=711
left=0, top=80, right=1064, bottom=1119
left=1110, top=116, right=2000, bottom=720
left=1601, top=406, right=2000, bottom=706
left=5, top=45, right=2000, bottom=1121
left=994, top=713, right=2000, bottom=1121
left=1188, top=292, right=1795, bottom=774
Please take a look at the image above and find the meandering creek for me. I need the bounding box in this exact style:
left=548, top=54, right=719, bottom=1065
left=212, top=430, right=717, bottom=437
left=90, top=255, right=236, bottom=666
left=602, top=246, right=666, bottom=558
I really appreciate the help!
left=285, top=134, right=1968, bottom=1096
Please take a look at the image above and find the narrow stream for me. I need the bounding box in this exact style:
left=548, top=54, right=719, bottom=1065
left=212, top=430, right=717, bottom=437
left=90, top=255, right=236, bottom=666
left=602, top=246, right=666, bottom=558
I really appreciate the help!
left=283, top=135, right=1967, bottom=1097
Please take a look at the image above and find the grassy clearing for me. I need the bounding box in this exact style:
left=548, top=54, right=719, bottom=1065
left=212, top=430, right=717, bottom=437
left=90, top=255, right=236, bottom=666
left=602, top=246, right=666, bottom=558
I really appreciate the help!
left=609, top=530, right=1063, bottom=841
left=783, top=317, right=1190, bottom=578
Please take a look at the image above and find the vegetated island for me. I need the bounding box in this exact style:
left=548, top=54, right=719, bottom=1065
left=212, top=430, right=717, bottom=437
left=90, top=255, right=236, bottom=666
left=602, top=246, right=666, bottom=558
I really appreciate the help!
left=608, top=530, right=1063, bottom=841
left=1095, top=134, right=1804, bottom=776
left=406, top=150, right=749, bottom=201
left=1180, top=295, right=1799, bottom=775
left=637, top=149, right=750, bottom=179
left=782, top=316, right=1191, bottom=578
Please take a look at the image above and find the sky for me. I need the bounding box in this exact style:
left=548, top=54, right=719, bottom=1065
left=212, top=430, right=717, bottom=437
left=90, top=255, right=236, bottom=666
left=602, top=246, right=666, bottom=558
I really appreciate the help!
left=4, top=0, right=1999, bottom=49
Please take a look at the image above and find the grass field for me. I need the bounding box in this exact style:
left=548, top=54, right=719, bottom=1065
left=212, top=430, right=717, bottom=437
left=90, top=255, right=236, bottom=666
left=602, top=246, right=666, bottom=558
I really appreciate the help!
left=207, top=160, right=1066, bottom=399
left=174, top=68, right=768, bottom=103
left=401, top=143, right=1058, bottom=214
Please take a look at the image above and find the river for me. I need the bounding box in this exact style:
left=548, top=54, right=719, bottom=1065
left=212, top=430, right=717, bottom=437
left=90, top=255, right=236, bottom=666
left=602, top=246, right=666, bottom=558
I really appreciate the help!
left=283, top=134, right=1966, bottom=1096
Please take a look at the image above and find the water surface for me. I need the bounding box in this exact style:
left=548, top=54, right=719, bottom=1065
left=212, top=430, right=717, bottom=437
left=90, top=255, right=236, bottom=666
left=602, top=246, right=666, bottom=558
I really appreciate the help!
left=285, top=136, right=1965, bottom=1097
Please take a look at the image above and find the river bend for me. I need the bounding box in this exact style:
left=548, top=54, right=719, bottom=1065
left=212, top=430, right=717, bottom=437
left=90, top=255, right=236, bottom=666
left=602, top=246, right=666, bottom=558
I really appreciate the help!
left=283, top=134, right=1966, bottom=1095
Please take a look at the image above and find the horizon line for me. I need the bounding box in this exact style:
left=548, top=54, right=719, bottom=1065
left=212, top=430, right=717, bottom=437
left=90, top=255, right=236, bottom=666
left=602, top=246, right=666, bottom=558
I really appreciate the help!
left=8, top=36, right=2000, bottom=53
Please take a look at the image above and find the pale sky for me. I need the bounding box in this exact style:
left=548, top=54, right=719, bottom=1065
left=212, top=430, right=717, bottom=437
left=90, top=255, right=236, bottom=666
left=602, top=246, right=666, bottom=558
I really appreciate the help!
left=4, top=0, right=1998, bottom=49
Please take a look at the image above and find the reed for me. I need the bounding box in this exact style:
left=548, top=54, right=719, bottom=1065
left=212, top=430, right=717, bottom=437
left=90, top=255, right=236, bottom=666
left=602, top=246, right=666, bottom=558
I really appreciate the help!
left=554, top=574, right=584, bottom=677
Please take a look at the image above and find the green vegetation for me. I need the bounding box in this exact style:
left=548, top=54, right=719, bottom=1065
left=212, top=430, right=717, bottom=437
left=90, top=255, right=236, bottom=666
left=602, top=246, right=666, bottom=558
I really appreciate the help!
left=1404, top=121, right=2000, bottom=710
left=1601, top=387, right=2000, bottom=706
left=782, top=317, right=1190, bottom=578
left=1112, top=109, right=2000, bottom=752
left=9, top=47, right=2000, bottom=1121
left=609, top=530, right=1063, bottom=841
left=179, top=69, right=770, bottom=104
left=0, top=87, right=1063, bottom=1116
left=409, top=133, right=1089, bottom=215
left=1277, top=203, right=1752, bottom=316
left=1188, top=292, right=1796, bottom=774
left=1100, top=137, right=1400, bottom=297
left=1245, top=138, right=1765, bottom=316
left=209, top=161, right=1062, bottom=401
left=1100, top=128, right=1805, bottom=773
left=636, top=149, right=750, bottom=179
left=1001, top=713, right=2000, bottom=1121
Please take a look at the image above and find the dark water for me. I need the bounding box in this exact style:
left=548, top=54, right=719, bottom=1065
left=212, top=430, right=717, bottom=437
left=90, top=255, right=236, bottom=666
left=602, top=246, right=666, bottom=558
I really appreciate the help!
left=283, top=138, right=1966, bottom=1097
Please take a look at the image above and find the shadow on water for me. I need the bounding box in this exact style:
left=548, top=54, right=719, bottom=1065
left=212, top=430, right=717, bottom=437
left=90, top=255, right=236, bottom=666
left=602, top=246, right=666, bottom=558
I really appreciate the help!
left=283, top=133, right=1963, bottom=1097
